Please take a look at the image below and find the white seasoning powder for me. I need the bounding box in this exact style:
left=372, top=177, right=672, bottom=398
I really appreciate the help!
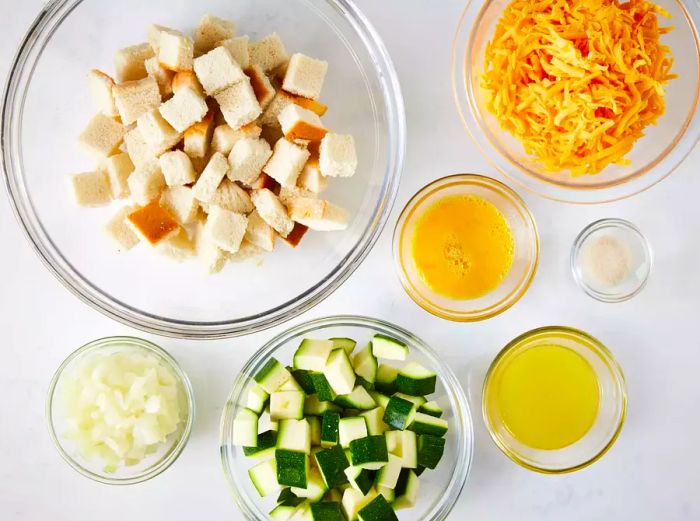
left=581, top=234, right=631, bottom=287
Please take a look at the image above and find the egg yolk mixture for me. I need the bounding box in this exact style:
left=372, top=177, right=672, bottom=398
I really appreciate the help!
left=410, top=195, right=514, bottom=300
left=488, top=344, right=601, bottom=450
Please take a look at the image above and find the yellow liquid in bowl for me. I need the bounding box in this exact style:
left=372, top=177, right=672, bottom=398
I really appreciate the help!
left=487, top=344, right=601, bottom=450
left=410, top=195, right=514, bottom=300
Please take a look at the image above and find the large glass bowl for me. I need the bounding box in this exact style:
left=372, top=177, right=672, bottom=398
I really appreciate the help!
left=452, top=0, right=700, bottom=204
left=220, top=315, right=473, bottom=520
left=1, top=0, right=405, bottom=338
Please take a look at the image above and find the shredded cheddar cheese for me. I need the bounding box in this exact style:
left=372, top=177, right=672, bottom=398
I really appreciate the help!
left=482, top=0, right=676, bottom=176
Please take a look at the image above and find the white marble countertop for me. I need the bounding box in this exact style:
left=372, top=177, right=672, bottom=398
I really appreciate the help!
left=1, top=1, right=699, bottom=519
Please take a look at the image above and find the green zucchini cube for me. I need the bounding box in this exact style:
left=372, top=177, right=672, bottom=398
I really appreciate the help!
left=311, top=372, right=338, bottom=401
left=310, top=501, right=344, bottom=521
left=382, top=396, right=415, bottom=430
left=344, top=465, right=375, bottom=496
left=358, top=494, right=399, bottom=521
left=417, top=434, right=446, bottom=469
left=395, top=362, right=436, bottom=396
left=276, top=449, right=309, bottom=488
left=349, top=435, right=389, bottom=470
left=314, top=445, right=350, bottom=488
left=321, top=410, right=341, bottom=447
left=243, top=430, right=277, bottom=457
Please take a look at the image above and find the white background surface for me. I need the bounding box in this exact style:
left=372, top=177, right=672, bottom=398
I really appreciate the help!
left=1, top=0, right=699, bottom=520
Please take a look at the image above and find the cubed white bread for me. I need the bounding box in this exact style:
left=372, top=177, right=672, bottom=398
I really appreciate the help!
left=228, top=137, right=272, bottom=185
left=218, top=36, right=250, bottom=68
left=147, top=24, right=169, bottom=53
left=195, top=222, right=229, bottom=273
left=115, top=43, right=155, bottom=82
left=160, top=185, right=199, bottom=224
left=77, top=113, right=126, bottom=159
left=278, top=104, right=327, bottom=142
left=87, top=69, right=118, bottom=117
left=251, top=188, right=294, bottom=237
left=126, top=200, right=180, bottom=245
left=229, top=240, right=264, bottom=263
left=297, top=158, right=327, bottom=193
left=278, top=185, right=317, bottom=207
left=136, top=109, right=182, bottom=155
left=104, top=152, right=135, bottom=198
left=214, top=80, right=262, bottom=129
left=211, top=123, right=262, bottom=155
left=245, top=64, right=275, bottom=109
left=244, top=210, right=275, bottom=251
left=249, top=33, right=289, bottom=72
left=159, top=86, right=208, bottom=132
left=260, top=90, right=294, bottom=127
left=282, top=53, right=328, bottom=100
left=156, top=228, right=196, bottom=261
left=144, top=56, right=174, bottom=98
left=158, top=28, right=194, bottom=72
left=192, top=152, right=229, bottom=203
left=209, top=179, right=254, bottom=214
left=124, top=127, right=157, bottom=166
left=184, top=109, right=215, bottom=158
left=194, top=15, right=235, bottom=54
left=127, top=161, right=166, bottom=205
left=319, top=133, right=357, bottom=178
left=287, top=197, right=348, bottom=231
left=68, top=170, right=112, bottom=207
left=104, top=205, right=140, bottom=251
left=113, top=76, right=161, bottom=125
left=159, top=149, right=196, bottom=186
left=194, top=46, right=246, bottom=96
left=204, top=205, right=248, bottom=253
left=262, top=138, right=310, bottom=188
left=171, top=71, right=204, bottom=97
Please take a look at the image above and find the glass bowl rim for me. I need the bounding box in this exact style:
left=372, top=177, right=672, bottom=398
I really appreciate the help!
left=451, top=0, right=700, bottom=205
left=1, top=0, right=406, bottom=339
left=392, top=173, right=540, bottom=322
left=45, top=335, right=196, bottom=485
left=219, top=314, right=474, bottom=520
left=482, top=325, right=628, bottom=474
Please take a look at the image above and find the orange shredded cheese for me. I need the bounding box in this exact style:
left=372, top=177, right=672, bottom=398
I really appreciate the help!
left=482, top=0, right=676, bottom=176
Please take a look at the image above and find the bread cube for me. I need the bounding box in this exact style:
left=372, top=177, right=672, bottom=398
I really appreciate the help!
left=192, top=152, right=229, bottom=203
left=195, top=222, right=229, bottom=273
left=104, top=206, right=140, bottom=251
left=77, top=113, right=126, bottom=159
left=145, top=57, right=174, bottom=98
left=87, top=69, right=118, bottom=117
left=160, top=185, right=199, bottom=224
left=184, top=109, right=215, bottom=158
left=293, top=96, right=328, bottom=117
left=244, top=210, right=275, bottom=251
left=278, top=104, right=327, bottom=142
left=263, top=139, right=310, bottom=188
left=278, top=185, right=317, bottom=207
left=260, top=90, right=294, bottom=127
left=159, top=86, right=208, bottom=132
left=204, top=205, right=248, bottom=253
left=297, top=158, right=327, bottom=193
left=113, top=76, right=161, bottom=125
left=136, top=109, right=181, bottom=154
left=156, top=228, right=196, bottom=261
left=218, top=36, right=250, bottom=68
left=229, top=240, right=264, bottom=263
left=172, top=71, right=204, bottom=97
left=147, top=24, right=169, bottom=53
left=104, top=152, right=135, bottom=198
left=158, top=28, right=194, bottom=72
left=214, top=80, right=262, bottom=129
left=282, top=53, right=328, bottom=100
left=68, top=170, right=112, bottom=207
left=251, top=188, right=294, bottom=237
left=228, top=137, right=272, bottom=185
left=319, top=133, right=357, bottom=178
left=128, top=161, right=166, bottom=205
left=211, top=122, right=261, bottom=155
left=249, top=33, right=289, bottom=72
left=115, top=43, right=155, bottom=82
left=209, top=179, right=254, bottom=214
left=124, top=127, right=157, bottom=167
left=245, top=65, right=275, bottom=109
left=126, top=201, right=180, bottom=245
left=159, top=149, right=196, bottom=186
left=280, top=222, right=309, bottom=248
left=194, top=46, right=246, bottom=96
left=287, top=197, right=348, bottom=231
left=194, top=15, right=235, bottom=54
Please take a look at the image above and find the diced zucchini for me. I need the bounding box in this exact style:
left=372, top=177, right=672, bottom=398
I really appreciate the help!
left=344, top=465, right=375, bottom=496
left=339, top=417, right=368, bottom=448
left=355, top=376, right=374, bottom=392
left=371, top=335, right=408, bottom=361
left=409, top=412, right=448, bottom=437
left=304, top=395, right=342, bottom=416
left=374, top=365, right=399, bottom=394
left=396, top=362, right=436, bottom=396
left=330, top=337, right=357, bottom=355
left=385, top=431, right=399, bottom=454
left=314, top=444, right=350, bottom=488
left=292, top=467, right=328, bottom=502
left=244, top=383, right=269, bottom=414
left=248, top=458, right=281, bottom=497
left=349, top=435, right=389, bottom=470
left=335, top=385, right=376, bottom=411
left=271, top=391, right=306, bottom=421
left=342, top=488, right=378, bottom=521
left=270, top=504, right=299, bottom=521
left=417, top=434, right=446, bottom=469
left=310, top=373, right=338, bottom=402
left=276, top=449, right=309, bottom=488
left=277, top=419, right=311, bottom=454
left=255, top=358, right=292, bottom=393
left=393, top=469, right=420, bottom=510
left=233, top=408, right=258, bottom=447
left=290, top=368, right=317, bottom=394
left=310, top=501, right=344, bottom=521
left=294, top=339, right=335, bottom=371
left=398, top=430, right=418, bottom=468
left=368, top=391, right=391, bottom=410
left=358, top=494, right=398, bottom=521
left=321, top=410, right=341, bottom=447
left=353, top=343, right=378, bottom=384
left=377, top=486, right=395, bottom=503
left=382, top=396, right=415, bottom=431
left=393, top=392, right=427, bottom=408
left=308, top=416, right=321, bottom=446
left=360, top=407, right=389, bottom=436
left=277, top=487, right=305, bottom=507
left=418, top=400, right=443, bottom=418
left=375, top=453, right=402, bottom=489
left=325, top=349, right=356, bottom=395
left=243, top=430, right=277, bottom=458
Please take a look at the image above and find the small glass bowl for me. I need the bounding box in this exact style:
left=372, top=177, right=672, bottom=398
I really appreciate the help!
left=483, top=326, right=627, bottom=474
left=393, top=174, right=539, bottom=322
left=220, top=315, right=473, bottom=520
left=571, top=219, right=653, bottom=303
left=46, top=336, right=195, bottom=485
